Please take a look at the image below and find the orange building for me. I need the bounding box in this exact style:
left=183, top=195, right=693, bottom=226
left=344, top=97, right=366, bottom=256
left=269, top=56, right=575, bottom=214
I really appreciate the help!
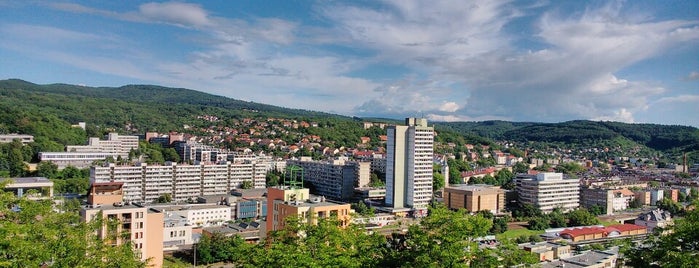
left=81, top=182, right=164, bottom=267
left=266, top=187, right=351, bottom=233
left=443, top=184, right=505, bottom=214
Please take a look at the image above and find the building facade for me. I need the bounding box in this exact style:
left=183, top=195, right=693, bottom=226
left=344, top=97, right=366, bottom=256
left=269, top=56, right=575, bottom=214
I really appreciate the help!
left=287, top=157, right=369, bottom=200
left=91, top=162, right=267, bottom=203
left=40, top=132, right=139, bottom=168
left=385, top=118, right=434, bottom=211
left=266, top=187, right=351, bottom=233
left=516, top=173, right=580, bottom=213
left=443, top=184, right=506, bottom=214
left=81, top=182, right=163, bottom=267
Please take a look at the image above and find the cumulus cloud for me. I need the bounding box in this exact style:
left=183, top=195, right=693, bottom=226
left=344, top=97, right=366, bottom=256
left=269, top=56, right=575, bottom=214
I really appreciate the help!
left=26, top=1, right=699, bottom=124
left=686, top=71, right=699, bottom=81
left=438, top=102, right=460, bottom=113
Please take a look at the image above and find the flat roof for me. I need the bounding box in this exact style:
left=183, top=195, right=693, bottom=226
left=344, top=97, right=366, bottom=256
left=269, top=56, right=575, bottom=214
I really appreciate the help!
left=4, top=177, right=52, bottom=184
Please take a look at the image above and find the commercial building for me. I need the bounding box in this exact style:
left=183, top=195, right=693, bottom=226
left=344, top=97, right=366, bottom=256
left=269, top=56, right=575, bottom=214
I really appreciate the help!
left=66, top=133, right=138, bottom=156
left=515, top=173, right=580, bottom=213
left=266, top=187, right=351, bottom=233
left=443, top=184, right=506, bottom=214
left=90, top=162, right=267, bottom=203
left=2, top=177, right=53, bottom=199
left=80, top=182, right=163, bottom=267
left=385, top=118, right=434, bottom=212
left=287, top=157, right=370, bottom=200
left=40, top=132, right=139, bottom=168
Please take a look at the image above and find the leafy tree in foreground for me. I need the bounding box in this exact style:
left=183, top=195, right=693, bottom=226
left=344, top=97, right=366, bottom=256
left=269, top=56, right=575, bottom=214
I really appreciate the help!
left=624, top=200, right=699, bottom=267
left=0, top=188, right=146, bottom=267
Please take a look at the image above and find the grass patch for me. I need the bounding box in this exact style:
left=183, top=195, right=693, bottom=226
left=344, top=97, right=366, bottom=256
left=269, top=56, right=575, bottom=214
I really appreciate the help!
left=600, top=220, right=620, bottom=227
left=496, top=228, right=545, bottom=241
left=163, top=256, right=191, bottom=268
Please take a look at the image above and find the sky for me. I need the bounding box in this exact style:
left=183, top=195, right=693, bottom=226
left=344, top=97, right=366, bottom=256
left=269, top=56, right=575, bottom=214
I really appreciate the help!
left=1, top=0, right=698, bottom=126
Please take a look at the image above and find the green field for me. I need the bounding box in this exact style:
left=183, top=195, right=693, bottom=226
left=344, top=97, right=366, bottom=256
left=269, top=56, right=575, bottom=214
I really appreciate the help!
left=496, top=228, right=545, bottom=241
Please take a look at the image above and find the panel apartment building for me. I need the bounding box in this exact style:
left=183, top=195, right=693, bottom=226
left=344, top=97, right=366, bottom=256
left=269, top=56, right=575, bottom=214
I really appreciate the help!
left=287, top=157, right=370, bottom=201
left=91, top=162, right=267, bottom=203
left=515, top=173, right=580, bottom=213
left=40, top=133, right=139, bottom=169
left=385, top=118, right=434, bottom=212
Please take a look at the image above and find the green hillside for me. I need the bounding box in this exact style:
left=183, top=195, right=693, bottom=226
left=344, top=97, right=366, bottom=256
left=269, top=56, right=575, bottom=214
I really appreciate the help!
left=438, top=120, right=699, bottom=163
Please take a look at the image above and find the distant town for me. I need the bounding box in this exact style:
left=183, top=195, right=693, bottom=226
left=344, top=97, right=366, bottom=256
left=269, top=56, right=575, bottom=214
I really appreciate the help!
left=2, top=116, right=698, bottom=267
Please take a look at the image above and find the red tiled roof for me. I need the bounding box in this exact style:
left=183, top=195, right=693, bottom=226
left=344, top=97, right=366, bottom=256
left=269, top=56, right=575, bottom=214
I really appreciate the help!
left=560, top=226, right=616, bottom=238
left=608, top=224, right=645, bottom=232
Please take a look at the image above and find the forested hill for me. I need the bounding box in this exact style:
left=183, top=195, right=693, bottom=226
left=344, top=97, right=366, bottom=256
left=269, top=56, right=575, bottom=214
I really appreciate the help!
left=0, top=79, right=345, bottom=120
left=0, top=79, right=354, bottom=131
left=437, top=120, right=699, bottom=153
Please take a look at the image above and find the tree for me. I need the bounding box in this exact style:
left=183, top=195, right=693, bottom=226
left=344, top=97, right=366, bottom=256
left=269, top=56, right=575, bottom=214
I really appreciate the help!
left=163, top=148, right=180, bottom=163
left=36, top=161, right=58, bottom=179
left=588, top=204, right=606, bottom=216
left=624, top=200, right=699, bottom=267
left=156, top=193, right=172, bottom=203
left=528, top=216, right=550, bottom=231
left=513, top=161, right=529, bottom=174
left=0, top=189, right=147, bottom=267
left=368, top=172, right=385, bottom=188
left=567, top=208, right=600, bottom=226
left=433, top=172, right=445, bottom=191
left=7, top=140, right=26, bottom=177
left=656, top=198, right=682, bottom=216
left=241, top=180, right=254, bottom=189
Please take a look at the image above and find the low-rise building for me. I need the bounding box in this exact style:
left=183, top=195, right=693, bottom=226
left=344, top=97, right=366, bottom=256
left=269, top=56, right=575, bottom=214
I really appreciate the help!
left=635, top=209, right=673, bottom=232
left=520, top=241, right=572, bottom=262
left=443, top=184, right=505, bottom=214
left=266, top=187, right=351, bottom=234
left=2, top=177, right=53, bottom=199
left=0, top=134, right=34, bottom=144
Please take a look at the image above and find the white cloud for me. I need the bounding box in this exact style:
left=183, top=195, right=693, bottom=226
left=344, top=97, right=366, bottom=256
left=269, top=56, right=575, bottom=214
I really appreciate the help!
left=438, top=102, right=460, bottom=113
left=137, top=2, right=211, bottom=27
left=686, top=71, right=699, bottom=81
left=23, top=1, right=699, bottom=125
left=427, top=113, right=510, bottom=122
left=592, top=108, right=635, bottom=123
left=654, top=95, right=699, bottom=104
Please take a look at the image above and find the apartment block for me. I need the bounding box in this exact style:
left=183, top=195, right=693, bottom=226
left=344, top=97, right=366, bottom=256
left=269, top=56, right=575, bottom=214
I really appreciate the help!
left=266, top=187, right=351, bottom=233
left=81, top=182, right=163, bottom=267
left=287, top=157, right=369, bottom=200
left=91, top=162, right=267, bottom=203
left=443, top=184, right=505, bottom=214
left=386, top=118, right=434, bottom=212
left=515, top=173, right=580, bottom=213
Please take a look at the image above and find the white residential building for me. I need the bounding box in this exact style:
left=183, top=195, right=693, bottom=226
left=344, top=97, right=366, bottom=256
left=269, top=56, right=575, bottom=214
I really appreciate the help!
left=386, top=118, right=434, bottom=212
left=287, top=157, right=370, bottom=200
left=40, top=133, right=139, bottom=168
left=91, top=162, right=267, bottom=203
left=516, top=173, right=580, bottom=213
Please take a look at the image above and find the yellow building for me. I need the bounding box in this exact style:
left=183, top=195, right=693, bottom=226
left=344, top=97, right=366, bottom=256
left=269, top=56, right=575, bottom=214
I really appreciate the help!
left=266, top=187, right=351, bottom=233
left=443, top=184, right=505, bottom=214
left=81, top=182, right=164, bottom=267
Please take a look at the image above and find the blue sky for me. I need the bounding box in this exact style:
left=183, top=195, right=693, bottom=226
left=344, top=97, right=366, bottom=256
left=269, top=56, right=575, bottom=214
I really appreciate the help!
left=1, top=0, right=698, bottom=126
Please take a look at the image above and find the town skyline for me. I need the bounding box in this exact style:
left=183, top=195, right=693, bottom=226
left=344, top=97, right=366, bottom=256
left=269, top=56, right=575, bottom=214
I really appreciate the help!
left=1, top=0, right=698, bottom=126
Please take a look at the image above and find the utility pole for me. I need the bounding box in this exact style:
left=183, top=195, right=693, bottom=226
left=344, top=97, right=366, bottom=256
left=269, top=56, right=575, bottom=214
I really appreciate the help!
left=193, top=243, right=196, bottom=268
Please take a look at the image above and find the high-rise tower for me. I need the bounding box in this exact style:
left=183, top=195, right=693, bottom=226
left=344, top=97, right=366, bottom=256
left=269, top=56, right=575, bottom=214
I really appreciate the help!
left=385, top=118, right=434, bottom=211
